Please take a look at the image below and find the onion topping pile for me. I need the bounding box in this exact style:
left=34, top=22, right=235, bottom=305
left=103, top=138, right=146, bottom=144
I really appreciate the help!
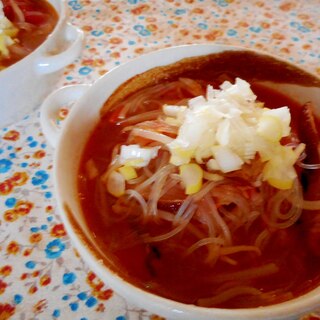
left=109, top=78, right=305, bottom=197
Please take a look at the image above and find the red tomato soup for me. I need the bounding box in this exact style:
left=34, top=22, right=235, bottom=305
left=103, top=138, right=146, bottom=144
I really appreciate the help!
left=0, top=0, right=58, bottom=69
left=78, top=51, right=320, bottom=308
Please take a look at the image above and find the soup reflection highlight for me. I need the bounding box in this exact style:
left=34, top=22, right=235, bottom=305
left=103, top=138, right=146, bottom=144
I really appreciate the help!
left=78, top=51, right=320, bottom=309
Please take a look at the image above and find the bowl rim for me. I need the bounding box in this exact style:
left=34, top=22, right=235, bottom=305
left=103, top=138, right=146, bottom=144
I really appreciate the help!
left=53, top=43, right=320, bottom=320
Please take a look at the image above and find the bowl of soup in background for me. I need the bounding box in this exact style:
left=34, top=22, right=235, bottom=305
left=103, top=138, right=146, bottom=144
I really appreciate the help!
left=0, top=0, right=84, bottom=128
left=40, top=44, right=320, bottom=320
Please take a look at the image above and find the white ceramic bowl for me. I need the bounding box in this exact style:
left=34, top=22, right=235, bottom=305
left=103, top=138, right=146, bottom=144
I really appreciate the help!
left=41, top=44, right=320, bottom=320
left=0, top=0, right=84, bottom=128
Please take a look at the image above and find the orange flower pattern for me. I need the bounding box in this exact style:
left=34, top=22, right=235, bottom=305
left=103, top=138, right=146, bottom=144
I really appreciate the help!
left=0, top=0, right=319, bottom=319
left=0, top=304, right=15, bottom=320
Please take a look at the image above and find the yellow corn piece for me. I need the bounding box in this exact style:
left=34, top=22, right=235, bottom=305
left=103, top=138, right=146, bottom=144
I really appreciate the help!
left=0, top=35, right=9, bottom=57
left=118, top=165, right=137, bottom=181
left=179, top=163, right=203, bottom=195
left=124, top=158, right=144, bottom=167
left=262, top=146, right=303, bottom=190
left=267, top=176, right=293, bottom=190
left=5, top=26, right=18, bottom=38
left=203, top=171, right=224, bottom=182
left=170, top=147, right=194, bottom=166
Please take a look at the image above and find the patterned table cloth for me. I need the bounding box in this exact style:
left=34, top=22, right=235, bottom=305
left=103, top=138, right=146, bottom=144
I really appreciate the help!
left=1, top=0, right=320, bottom=319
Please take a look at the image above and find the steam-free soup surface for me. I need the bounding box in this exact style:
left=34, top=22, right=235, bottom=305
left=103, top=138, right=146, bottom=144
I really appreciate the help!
left=78, top=51, right=320, bottom=308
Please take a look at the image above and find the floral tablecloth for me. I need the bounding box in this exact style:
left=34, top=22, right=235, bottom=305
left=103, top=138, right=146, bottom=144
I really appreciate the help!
left=1, top=0, right=320, bottom=319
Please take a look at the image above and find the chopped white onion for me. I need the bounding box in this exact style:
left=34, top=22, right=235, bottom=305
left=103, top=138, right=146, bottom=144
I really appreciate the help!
left=163, top=105, right=187, bottom=117
left=263, top=107, right=291, bottom=137
left=212, top=146, right=244, bottom=173
left=119, top=145, right=160, bottom=168
left=106, top=171, right=125, bottom=197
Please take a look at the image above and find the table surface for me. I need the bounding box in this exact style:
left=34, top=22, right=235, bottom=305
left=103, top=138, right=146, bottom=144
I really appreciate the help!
left=1, top=0, right=320, bottom=319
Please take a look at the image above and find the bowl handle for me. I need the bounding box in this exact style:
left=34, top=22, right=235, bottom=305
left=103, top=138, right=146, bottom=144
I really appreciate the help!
left=36, top=22, right=84, bottom=74
left=40, top=84, right=90, bottom=148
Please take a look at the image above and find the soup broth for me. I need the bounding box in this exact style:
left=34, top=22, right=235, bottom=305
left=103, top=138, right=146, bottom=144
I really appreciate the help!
left=78, top=51, right=320, bottom=308
left=0, top=0, right=58, bottom=69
